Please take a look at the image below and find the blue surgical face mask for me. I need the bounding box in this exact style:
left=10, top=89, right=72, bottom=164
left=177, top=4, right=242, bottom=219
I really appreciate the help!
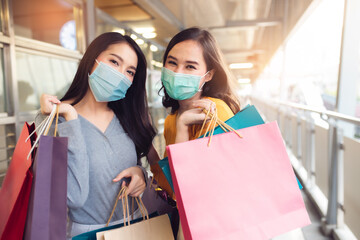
left=88, top=60, right=132, bottom=102
left=161, top=67, right=209, bottom=100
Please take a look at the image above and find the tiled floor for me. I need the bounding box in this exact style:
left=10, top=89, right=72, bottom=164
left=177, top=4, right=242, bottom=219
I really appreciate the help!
left=273, top=191, right=333, bottom=240
left=301, top=191, right=333, bottom=240
left=273, top=228, right=305, bottom=240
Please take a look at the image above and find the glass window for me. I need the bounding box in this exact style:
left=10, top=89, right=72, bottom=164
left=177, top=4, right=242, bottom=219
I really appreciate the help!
left=356, top=47, right=360, bottom=138
left=96, top=17, right=124, bottom=37
left=0, top=4, right=2, bottom=33
left=356, top=39, right=360, bottom=118
left=16, top=51, right=78, bottom=112
left=0, top=48, right=5, bottom=113
left=0, top=124, right=16, bottom=186
left=152, top=49, right=164, bottom=69
left=13, top=0, right=76, bottom=50
left=256, top=0, right=345, bottom=111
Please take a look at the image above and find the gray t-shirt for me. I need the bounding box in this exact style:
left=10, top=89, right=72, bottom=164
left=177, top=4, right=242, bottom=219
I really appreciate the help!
left=35, top=113, right=147, bottom=224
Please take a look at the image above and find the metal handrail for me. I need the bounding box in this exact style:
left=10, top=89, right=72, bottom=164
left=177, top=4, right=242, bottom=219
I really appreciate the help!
left=275, top=100, right=360, bottom=125
left=253, top=97, right=359, bottom=239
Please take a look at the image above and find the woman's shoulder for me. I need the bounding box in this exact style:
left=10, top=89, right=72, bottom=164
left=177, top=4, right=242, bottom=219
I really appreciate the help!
left=205, top=97, right=226, bottom=106
left=164, top=111, right=177, bottom=128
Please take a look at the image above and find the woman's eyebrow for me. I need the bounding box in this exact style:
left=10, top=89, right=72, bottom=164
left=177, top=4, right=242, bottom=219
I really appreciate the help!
left=185, top=60, right=199, bottom=65
left=168, top=55, right=199, bottom=65
left=111, top=53, right=136, bottom=71
left=110, top=53, right=124, bottom=62
left=167, top=55, right=177, bottom=61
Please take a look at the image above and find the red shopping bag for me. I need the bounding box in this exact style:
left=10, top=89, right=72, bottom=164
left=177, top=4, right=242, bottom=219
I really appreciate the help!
left=167, top=121, right=311, bottom=240
left=0, top=123, right=36, bottom=239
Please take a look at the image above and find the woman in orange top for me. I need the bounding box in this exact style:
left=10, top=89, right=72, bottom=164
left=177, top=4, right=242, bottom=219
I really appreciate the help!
left=150, top=27, right=241, bottom=198
left=161, top=27, right=241, bottom=148
left=155, top=27, right=242, bottom=239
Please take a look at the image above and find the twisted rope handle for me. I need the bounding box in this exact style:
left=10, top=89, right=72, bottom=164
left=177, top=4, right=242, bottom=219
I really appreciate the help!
left=26, top=104, right=60, bottom=160
left=198, top=108, right=242, bottom=146
left=44, top=104, right=60, bottom=136
left=106, top=186, right=149, bottom=227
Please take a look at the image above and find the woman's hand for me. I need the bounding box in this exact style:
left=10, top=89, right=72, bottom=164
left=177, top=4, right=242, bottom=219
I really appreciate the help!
left=175, top=99, right=216, bottom=143
left=177, top=99, right=216, bottom=127
left=113, top=166, right=146, bottom=197
left=40, top=94, right=78, bottom=121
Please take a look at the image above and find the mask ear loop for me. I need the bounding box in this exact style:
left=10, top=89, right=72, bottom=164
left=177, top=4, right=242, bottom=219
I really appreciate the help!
left=198, top=71, right=210, bottom=92
left=198, top=81, right=206, bottom=92
left=88, top=59, right=100, bottom=77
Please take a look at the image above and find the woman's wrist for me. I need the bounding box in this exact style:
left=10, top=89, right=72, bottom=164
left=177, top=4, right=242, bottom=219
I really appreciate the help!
left=61, top=105, right=78, bottom=121
left=176, top=121, right=188, bottom=131
left=177, top=114, right=189, bottom=129
left=175, top=123, right=190, bottom=143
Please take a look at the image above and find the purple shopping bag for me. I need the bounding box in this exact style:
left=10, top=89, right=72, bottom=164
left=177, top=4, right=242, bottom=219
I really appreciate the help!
left=24, top=134, right=68, bottom=240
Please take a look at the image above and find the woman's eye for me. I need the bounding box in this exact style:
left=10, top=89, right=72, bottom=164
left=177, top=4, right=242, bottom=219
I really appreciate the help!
left=127, top=70, right=135, bottom=77
left=167, top=60, right=177, bottom=66
left=186, top=65, right=196, bottom=70
left=110, top=59, right=119, bottom=66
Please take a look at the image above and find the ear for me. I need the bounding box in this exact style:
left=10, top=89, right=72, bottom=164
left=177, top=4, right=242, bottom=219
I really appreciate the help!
left=204, top=69, right=215, bottom=83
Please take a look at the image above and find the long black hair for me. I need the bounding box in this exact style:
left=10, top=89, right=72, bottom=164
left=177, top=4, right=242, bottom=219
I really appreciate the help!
left=61, top=32, right=156, bottom=158
left=161, top=27, right=240, bottom=114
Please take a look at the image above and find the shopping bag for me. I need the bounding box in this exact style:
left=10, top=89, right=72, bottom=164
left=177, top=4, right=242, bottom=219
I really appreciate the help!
left=97, top=186, right=174, bottom=240
left=159, top=105, right=303, bottom=191
left=24, top=105, right=68, bottom=240
left=167, top=121, right=311, bottom=240
left=72, top=212, right=159, bottom=240
left=150, top=162, right=174, bottom=199
left=159, top=104, right=265, bottom=192
left=210, top=104, right=265, bottom=135
left=141, top=178, right=175, bottom=215
left=100, top=214, right=174, bottom=240
left=0, top=123, right=35, bottom=240
left=73, top=185, right=164, bottom=240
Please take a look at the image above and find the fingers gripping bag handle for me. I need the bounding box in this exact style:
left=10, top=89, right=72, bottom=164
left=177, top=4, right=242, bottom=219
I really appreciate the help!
left=26, top=104, right=59, bottom=159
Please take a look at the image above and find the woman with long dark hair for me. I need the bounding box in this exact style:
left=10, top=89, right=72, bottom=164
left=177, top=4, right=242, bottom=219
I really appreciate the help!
left=161, top=27, right=240, bottom=146
left=150, top=27, right=241, bottom=239
left=161, top=27, right=240, bottom=118
left=151, top=27, right=241, bottom=193
left=37, top=32, right=156, bottom=238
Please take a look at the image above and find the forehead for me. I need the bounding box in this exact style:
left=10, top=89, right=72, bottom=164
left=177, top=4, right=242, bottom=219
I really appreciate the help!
left=168, top=40, right=205, bottom=63
left=103, top=42, right=138, bottom=66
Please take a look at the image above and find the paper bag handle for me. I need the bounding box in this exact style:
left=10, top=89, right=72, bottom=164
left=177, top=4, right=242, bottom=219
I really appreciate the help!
left=26, top=104, right=59, bottom=159
left=44, top=104, right=60, bottom=136
left=106, top=186, right=149, bottom=227
left=197, top=108, right=242, bottom=146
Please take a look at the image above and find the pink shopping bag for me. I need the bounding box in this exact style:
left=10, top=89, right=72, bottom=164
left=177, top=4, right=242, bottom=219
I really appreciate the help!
left=167, top=121, right=311, bottom=240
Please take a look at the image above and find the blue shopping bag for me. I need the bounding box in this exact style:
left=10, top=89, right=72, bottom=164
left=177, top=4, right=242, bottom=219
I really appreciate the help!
left=159, top=105, right=303, bottom=191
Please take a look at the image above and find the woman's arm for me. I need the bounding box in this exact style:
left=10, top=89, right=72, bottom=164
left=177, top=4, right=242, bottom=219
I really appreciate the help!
left=39, top=94, right=90, bottom=209
left=112, top=143, right=158, bottom=198
left=40, top=94, right=77, bottom=121
left=113, top=166, right=146, bottom=197
left=147, top=144, right=161, bottom=165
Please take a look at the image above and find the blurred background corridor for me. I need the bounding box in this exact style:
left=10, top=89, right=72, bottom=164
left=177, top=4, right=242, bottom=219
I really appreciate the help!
left=0, top=0, right=359, bottom=239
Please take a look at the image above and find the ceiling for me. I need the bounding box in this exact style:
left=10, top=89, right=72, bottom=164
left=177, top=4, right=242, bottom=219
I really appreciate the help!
left=95, top=0, right=314, bottom=82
